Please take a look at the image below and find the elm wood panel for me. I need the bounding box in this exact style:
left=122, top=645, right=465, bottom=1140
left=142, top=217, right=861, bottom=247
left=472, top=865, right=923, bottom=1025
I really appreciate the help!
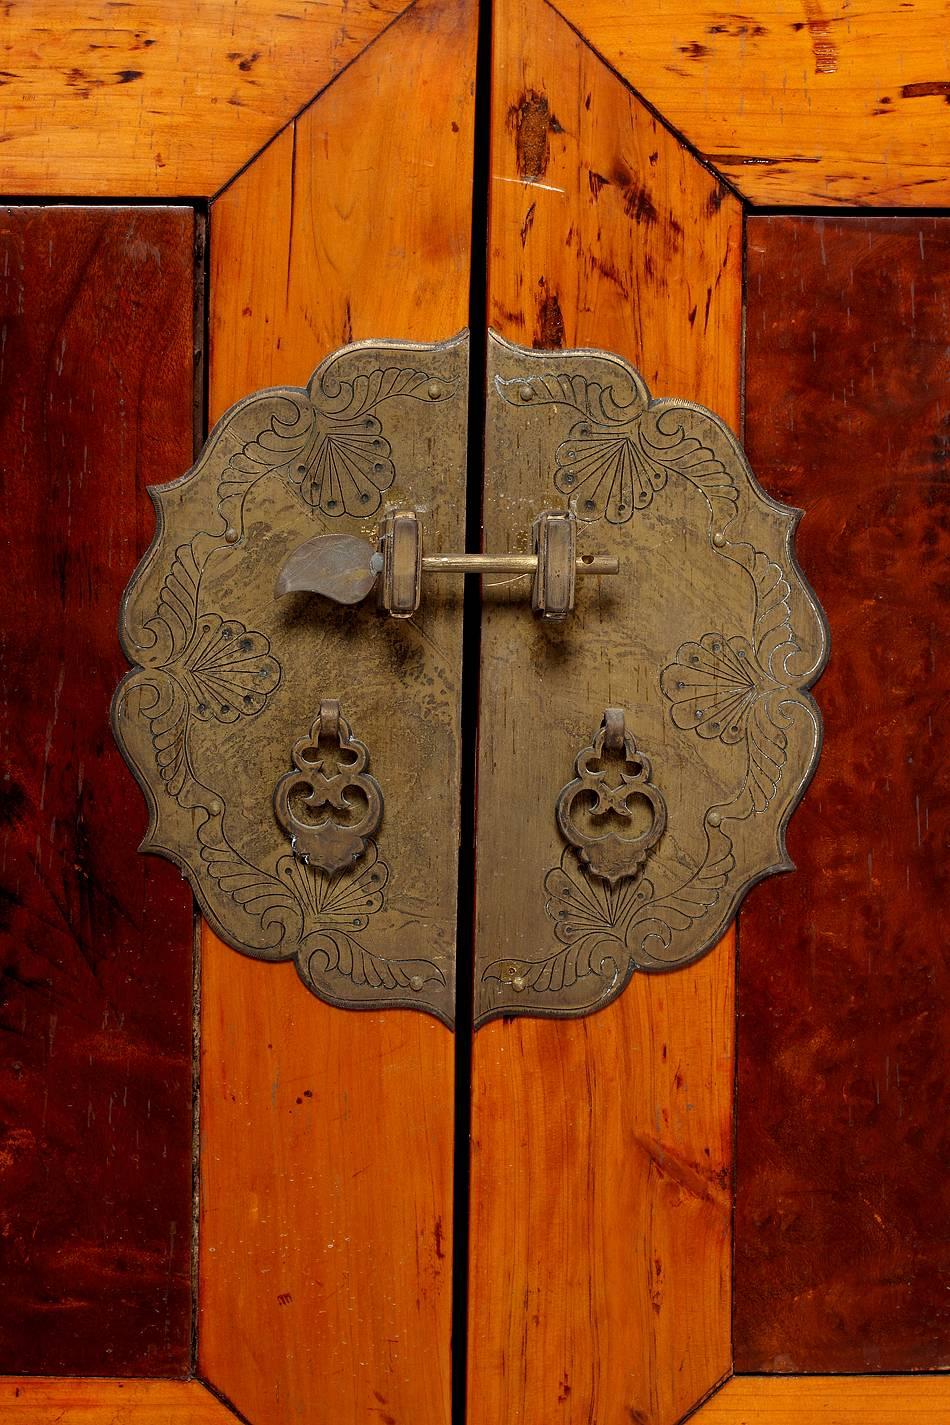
left=0, top=0, right=409, bottom=198
left=736, top=216, right=950, bottom=1373
left=488, top=0, right=742, bottom=403
left=693, top=1374, right=950, bottom=1422
left=0, top=1378, right=238, bottom=1424
left=550, top=0, right=950, bottom=206
left=209, top=0, right=476, bottom=398
left=199, top=4, right=475, bottom=1422
left=469, top=3, right=741, bottom=1423
left=0, top=207, right=196, bottom=1375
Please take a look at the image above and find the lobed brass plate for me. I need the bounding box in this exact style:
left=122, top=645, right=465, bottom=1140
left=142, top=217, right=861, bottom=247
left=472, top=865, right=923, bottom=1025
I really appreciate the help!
left=113, top=328, right=828, bottom=1029
left=112, top=334, right=468, bottom=1028
left=474, top=333, right=828, bottom=1026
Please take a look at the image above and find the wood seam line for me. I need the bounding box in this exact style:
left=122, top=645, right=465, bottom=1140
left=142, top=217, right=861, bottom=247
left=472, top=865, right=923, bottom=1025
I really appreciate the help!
left=679, top=1368, right=735, bottom=1423
left=683, top=1372, right=950, bottom=1422
left=209, top=0, right=420, bottom=203
left=539, top=0, right=746, bottom=206
left=196, top=1377, right=254, bottom=1423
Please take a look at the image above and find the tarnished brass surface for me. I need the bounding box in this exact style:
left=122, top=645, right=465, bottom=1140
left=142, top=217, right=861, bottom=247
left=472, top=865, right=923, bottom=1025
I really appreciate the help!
left=475, top=332, right=828, bottom=1025
left=113, top=326, right=827, bottom=1029
left=112, top=333, right=468, bottom=1027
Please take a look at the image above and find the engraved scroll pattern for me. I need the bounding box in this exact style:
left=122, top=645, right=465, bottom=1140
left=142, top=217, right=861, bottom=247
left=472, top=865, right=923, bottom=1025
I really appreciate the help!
left=482, top=358, right=824, bottom=1018
left=114, top=352, right=458, bottom=1017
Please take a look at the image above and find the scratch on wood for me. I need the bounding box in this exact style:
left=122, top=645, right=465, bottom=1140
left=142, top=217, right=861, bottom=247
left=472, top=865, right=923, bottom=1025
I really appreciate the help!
left=798, top=0, right=839, bottom=75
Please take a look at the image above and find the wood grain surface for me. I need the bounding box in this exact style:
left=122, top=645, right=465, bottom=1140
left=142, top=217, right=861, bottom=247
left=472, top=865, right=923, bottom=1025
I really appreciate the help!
left=551, top=0, right=950, bottom=206
left=198, top=3, right=476, bottom=1422
left=737, top=216, right=950, bottom=1373
left=0, top=0, right=410, bottom=198
left=693, top=1373, right=950, bottom=1422
left=468, top=2, right=741, bottom=1422
left=0, top=206, right=196, bottom=1375
left=0, top=1377, right=237, bottom=1424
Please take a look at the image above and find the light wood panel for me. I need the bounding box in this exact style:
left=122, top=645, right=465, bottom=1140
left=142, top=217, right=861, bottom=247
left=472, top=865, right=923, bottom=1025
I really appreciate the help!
left=0, top=1378, right=236, bottom=1424
left=487, top=0, right=742, bottom=397
left=0, top=0, right=409, bottom=197
left=209, top=0, right=475, bottom=393
left=468, top=2, right=741, bottom=1423
left=694, top=1374, right=950, bottom=1422
left=199, top=4, right=476, bottom=1423
left=551, top=0, right=950, bottom=206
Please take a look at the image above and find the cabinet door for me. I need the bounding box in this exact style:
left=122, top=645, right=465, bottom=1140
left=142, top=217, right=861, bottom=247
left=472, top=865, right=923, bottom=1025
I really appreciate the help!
left=467, top=2, right=948, bottom=1423
left=0, top=4, right=475, bottom=1424
left=1, top=3, right=947, bottom=1425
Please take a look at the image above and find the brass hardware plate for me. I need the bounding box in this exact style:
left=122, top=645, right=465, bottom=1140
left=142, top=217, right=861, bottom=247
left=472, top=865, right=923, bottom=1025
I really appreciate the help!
left=475, top=333, right=828, bottom=1026
left=113, top=327, right=827, bottom=1030
left=112, top=333, right=469, bottom=1027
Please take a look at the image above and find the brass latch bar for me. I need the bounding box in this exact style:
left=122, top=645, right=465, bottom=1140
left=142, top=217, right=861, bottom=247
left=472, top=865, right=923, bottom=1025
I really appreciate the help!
left=276, top=509, right=619, bottom=621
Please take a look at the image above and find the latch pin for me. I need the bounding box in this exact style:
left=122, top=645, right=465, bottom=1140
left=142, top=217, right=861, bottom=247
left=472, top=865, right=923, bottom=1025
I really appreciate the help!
left=276, top=509, right=619, bottom=622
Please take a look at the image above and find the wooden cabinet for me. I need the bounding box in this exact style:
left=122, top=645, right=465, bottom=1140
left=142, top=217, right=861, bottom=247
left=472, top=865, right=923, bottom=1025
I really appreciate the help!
left=0, top=3, right=946, bottom=1422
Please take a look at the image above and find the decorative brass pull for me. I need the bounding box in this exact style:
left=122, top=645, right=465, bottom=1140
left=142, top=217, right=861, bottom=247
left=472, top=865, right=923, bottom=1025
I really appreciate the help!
left=273, top=700, right=383, bottom=874
left=556, top=709, right=667, bottom=885
left=275, top=508, right=619, bottom=621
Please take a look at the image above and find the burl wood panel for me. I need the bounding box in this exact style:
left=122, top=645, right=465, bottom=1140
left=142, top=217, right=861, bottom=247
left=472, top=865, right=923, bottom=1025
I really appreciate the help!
left=0, top=1377, right=237, bottom=1424
left=737, top=216, right=950, bottom=1372
left=0, top=208, right=196, bottom=1373
left=199, top=3, right=475, bottom=1422
left=694, top=1374, right=950, bottom=1423
left=468, top=2, right=741, bottom=1422
left=0, top=0, right=409, bottom=198
left=551, top=0, right=950, bottom=206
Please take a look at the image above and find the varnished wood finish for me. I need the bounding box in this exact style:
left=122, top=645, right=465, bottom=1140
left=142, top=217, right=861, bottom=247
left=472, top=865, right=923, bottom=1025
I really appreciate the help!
left=694, top=1374, right=950, bottom=1422
left=199, top=3, right=476, bottom=1421
left=736, top=216, right=950, bottom=1374
left=0, top=207, right=195, bottom=1375
left=0, top=1378, right=237, bottom=1424
left=468, top=2, right=741, bottom=1421
left=9, top=0, right=943, bottom=207
left=551, top=0, right=950, bottom=206
left=488, top=0, right=742, bottom=394
left=0, top=0, right=409, bottom=198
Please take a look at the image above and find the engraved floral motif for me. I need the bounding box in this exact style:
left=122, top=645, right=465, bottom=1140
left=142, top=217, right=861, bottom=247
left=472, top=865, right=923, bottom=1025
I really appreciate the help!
left=219, top=363, right=457, bottom=524
left=279, top=840, right=389, bottom=927
left=660, top=633, right=772, bottom=744
left=172, top=613, right=281, bottom=723
left=482, top=825, right=737, bottom=1005
left=495, top=370, right=738, bottom=526
left=660, top=545, right=805, bottom=816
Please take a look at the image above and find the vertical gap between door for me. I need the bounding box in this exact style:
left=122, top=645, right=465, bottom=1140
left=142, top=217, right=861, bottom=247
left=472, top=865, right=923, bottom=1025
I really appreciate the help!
left=190, top=200, right=211, bottom=1379
left=730, top=199, right=749, bottom=1376
left=451, top=1, right=494, bottom=1420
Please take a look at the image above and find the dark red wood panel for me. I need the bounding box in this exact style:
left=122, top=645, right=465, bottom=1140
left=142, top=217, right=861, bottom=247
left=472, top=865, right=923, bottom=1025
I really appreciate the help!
left=737, top=215, right=950, bottom=1373
left=0, top=207, right=196, bottom=1375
